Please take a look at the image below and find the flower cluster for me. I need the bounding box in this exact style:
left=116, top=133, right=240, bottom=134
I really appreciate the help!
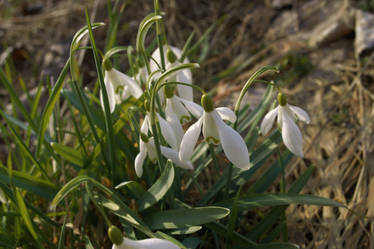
left=101, top=45, right=252, bottom=177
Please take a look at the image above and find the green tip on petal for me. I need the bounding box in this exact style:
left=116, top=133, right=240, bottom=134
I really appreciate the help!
left=103, top=59, right=113, bottom=71
left=201, top=94, right=214, bottom=112
left=277, top=92, right=287, bottom=106
left=108, top=225, right=123, bottom=245
left=166, top=47, right=177, bottom=63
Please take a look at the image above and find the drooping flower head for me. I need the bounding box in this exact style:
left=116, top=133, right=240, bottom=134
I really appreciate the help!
left=100, top=59, right=143, bottom=113
left=150, top=46, right=193, bottom=102
left=179, top=94, right=251, bottom=170
left=134, top=115, right=193, bottom=177
left=260, top=92, right=310, bottom=157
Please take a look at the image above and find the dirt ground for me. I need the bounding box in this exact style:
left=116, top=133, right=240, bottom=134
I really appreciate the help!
left=1, top=0, right=373, bottom=248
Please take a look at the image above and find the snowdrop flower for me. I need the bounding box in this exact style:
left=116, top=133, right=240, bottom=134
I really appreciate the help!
left=135, top=117, right=193, bottom=177
left=109, top=225, right=181, bottom=249
left=179, top=94, right=250, bottom=170
left=150, top=46, right=193, bottom=101
left=260, top=92, right=310, bottom=157
left=164, top=85, right=204, bottom=148
left=100, top=60, right=143, bottom=113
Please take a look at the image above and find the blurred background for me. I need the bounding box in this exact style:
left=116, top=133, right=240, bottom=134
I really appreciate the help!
left=0, top=0, right=373, bottom=248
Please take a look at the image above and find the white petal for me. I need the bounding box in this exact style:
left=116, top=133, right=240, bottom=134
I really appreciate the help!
left=134, top=141, right=147, bottom=177
left=120, top=237, right=181, bottom=249
left=101, top=71, right=117, bottom=113
left=112, top=69, right=143, bottom=99
left=169, top=97, right=191, bottom=124
left=289, top=105, right=310, bottom=124
left=215, top=107, right=236, bottom=123
left=169, top=46, right=183, bottom=59
left=281, top=113, right=304, bottom=157
left=165, top=99, right=185, bottom=148
left=140, top=115, right=150, bottom=134
left=260, top=106, right=279, bottom=135
left=212, top=111, right=250, bottom=170
left=202, top=112, right=220, bottom=144
left=176, top=71, right=193, bottom=101
left=145, top=138, right=157, bottom=162
left=176, top=96, right=203, bottom=118
left=157, top=114, right=178, bottom=150
left=150, top=47, right=163, bottom=72
left=161, top=146, right=193, bottom=170
left=179, top=117, right=203, bottom=161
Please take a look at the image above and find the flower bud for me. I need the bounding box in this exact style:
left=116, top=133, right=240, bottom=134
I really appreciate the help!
left=166, top=47, right=177, bottom=63
left=103, top=59, right=112, bottom=71
left=108, top=225, right=123, bottom=245
left=277, top=92, right=287, bottom=106
left=164, top=84, right=175, bottom=98
left=201, top=94, right=214, bottom=112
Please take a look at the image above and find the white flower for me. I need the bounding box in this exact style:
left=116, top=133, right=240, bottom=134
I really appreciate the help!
left=112, top=237, right=181, bottom=249
left=150, top=46, right=193, bottom=101
left=135, top=116, right=193, bottom=177
left=179, top=101, right=250, bottom=170
left=260, top=101, right=310, bottom=157
left=100, top=68, right=143, bottom=113
left=165, top=95, right=203, bottom=148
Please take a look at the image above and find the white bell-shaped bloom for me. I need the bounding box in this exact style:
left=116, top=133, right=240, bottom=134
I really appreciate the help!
left=179, top=106, right=250, bottom=170
left=113, top=237, right=181, bottom=249
left=150, top=46, right=193, bottom=101
left=135, top=137, right=193, bottom=177
left=165, top=95, right=203, bottom=148
left=135, top=116, right=193, bottom=177
left=260, top=100, right=310, bottom=157
left=100, top=68, right=143, bottom=113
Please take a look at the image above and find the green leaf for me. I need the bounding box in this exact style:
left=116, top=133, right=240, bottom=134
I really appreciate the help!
left=71, top=22, right=105, bottom=51
left=103, top=46, right=128, bottom=61
left=37, top=59, right=70, bottom=156
left=218, top=193, right=345, bottom=212
left=138, top=160, right=174, bottom=211
left=50, top=175, right=111, bottom=209
left=0, top=164, right=57, bottom=200
left=51, top=142, right=84, bottom=167
left=169, top=226, right=202, bottom=235
left=16, top=190, right=43, bottom=247
left=144, top=206, right=230, bottom=230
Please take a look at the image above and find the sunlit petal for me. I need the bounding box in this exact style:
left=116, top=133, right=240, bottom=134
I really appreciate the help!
left=165, top=99, right=185, bottom=147
left=112, top=69, right=143, bottom=99
left=260, top=106, right=279, bottom=135
left=281, top=113, right=304, bottom=157
left=288, top=105, right=310, bottom=124
left=202, top=112, right=220, bottom=144
left=179, top=117, right=203, bottom=161
left=101, top=71, right=117, bottom=113
left=215, top=107, right=236, bottom=123
left=212, top=111, right=250, bottom=170
left=161, top=146, right=193, bottom=170
left=113, top=238, right=180, bottom=249
left=177, top=96, right=203, bottom=118
left=157, top=114, right=178, bottom=150
left=134, top=141, right=147, bottom=177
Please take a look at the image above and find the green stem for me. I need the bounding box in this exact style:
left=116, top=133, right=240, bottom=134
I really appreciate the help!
left=277, top=148, right=288, bottom=242
left=208, top=143, right=220, bottom=175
